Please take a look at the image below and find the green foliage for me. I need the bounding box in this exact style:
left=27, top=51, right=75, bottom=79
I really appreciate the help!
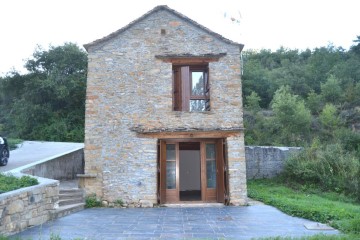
left=334, top=128, right=360, bottom=153
left=114, top=199, right=124, bottom=207
left=306, top=90, right=323, bottom=115
left=7, top=138, right=23, bottom=150
left=271, top=86, right=311, bottom=145
left=282, top=142, right=360, bottom=200
left=0, top=43, right=87, bottom=142
left=257, top=234, right=356, bottom=240
left=50, top=233, right=62, bottom=240
left=243, top=40, right=360, bottom=147
left=319, top=104, right=342, bottom=137
left=0, top=173, right=39, bottom=193
left=85, top=194, right=102, bottom=208
left=320, top=75, right=342, bottom=104
left=248, top=178, right=360, bottom=235
left=245, top=91, right=261, bottom=112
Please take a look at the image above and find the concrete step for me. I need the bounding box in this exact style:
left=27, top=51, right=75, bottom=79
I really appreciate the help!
left=59, top=197, right=84, bottom=206
left=59, top=192, right=84, bottom=200
left=59, top=189, right=84, bottom=195
left=51, top=203, right=85, bottom=220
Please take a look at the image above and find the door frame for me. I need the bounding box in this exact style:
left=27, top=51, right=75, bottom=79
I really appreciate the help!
left=158, top=138, right=227, bottom=204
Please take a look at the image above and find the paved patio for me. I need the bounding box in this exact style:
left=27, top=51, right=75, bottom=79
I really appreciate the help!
left=12, top=205, right=338, bottom=240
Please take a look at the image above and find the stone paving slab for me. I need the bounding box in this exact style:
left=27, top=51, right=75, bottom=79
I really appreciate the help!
left=12, top=205, right=339, bottom=240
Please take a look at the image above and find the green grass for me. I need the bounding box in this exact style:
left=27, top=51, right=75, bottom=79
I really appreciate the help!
left=7, top=138, right=23, bottom=150
left=256, top=233, right=359, bottom=239
left=0, top=173, right=38, bottom=194
left=248, top=178, right=360, bottom=237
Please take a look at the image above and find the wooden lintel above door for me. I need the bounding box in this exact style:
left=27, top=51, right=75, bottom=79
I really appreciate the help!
left=137, top=130, right=241, bottom=139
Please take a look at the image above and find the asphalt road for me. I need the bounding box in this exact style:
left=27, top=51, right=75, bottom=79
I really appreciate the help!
left=0, top=141, right=84, bottom=173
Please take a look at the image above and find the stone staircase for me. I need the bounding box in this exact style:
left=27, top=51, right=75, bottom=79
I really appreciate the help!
left=50, top=182, right=85, bottom=220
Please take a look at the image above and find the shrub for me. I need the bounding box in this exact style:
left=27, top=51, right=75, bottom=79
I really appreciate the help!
left=282, top=141, right=360, bottom=200
left=114, top=199, right=124, bottom=207
left=0, top=173, right=39, bottom=193
left=85, top=194, right=102, bottom=208
left=7, top=138, right=23, bottom=150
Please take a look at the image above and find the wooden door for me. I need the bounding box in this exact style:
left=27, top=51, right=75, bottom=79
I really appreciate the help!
left=159, top=140, right=179, bottom=203
left=158, top=139, right=227, bottom=204
left=203, top=142, right=216, bottom=202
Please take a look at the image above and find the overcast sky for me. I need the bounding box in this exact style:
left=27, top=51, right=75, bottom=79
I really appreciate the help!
left=1, top=0, right=359, bottom=75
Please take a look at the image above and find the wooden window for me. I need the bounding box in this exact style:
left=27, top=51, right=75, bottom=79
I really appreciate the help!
left=173, top=65, right=210, bottom=112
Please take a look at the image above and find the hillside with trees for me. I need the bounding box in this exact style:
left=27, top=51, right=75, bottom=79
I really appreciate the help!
left=242, top=37, right=360, bottom=201
left=0, top=43, right=87, bottom=142
left=243, top=36, right=360, bottom=148
left=0, top=38, right=359, bottom=148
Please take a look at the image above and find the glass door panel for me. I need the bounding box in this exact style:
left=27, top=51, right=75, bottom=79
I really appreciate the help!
left=166, top=144, right=176, bottom=189
left=206, top=143, right=216, bottom=189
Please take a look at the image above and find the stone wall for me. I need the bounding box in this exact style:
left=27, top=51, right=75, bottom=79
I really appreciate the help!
left=19, top=149, right=84, bottom=180
left=84, top=6, right=246, bottom=205
left=245, top=146, right=302, bottom=179
left=0, top=174, right=58, bottom=236
left=227, top=136, right=247, bottom=205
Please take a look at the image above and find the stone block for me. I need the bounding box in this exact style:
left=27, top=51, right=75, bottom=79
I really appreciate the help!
left=29, top=215, right=47, bottom=226
left=45, top=187, right=58, bottom=197
left=140, top=200, right=154, bottom=208
left=8, top=200, right=24, bottom=214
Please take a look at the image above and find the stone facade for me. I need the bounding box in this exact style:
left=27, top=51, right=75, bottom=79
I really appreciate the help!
left=0, top=174, right=58, bottom=236
left=83, top=5, right=246, bottom=206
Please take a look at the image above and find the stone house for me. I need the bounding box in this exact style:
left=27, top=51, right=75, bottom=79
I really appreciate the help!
left=82, top=5, right=246, bottom=207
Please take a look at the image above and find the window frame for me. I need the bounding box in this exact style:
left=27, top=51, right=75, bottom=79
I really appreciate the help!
left=173, top=64, right=210, bottom=112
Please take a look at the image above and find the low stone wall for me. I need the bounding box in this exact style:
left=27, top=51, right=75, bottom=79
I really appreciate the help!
left=245, top=146, right=302, bottom=179
left=16, top=149, right=84, bottom=180
left=0, top=173, right=59, bottom=236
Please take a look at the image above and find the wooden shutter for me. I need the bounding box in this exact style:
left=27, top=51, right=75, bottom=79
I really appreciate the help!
left=216, top=139, right=225, bottom=203
left=204, top=69, right=210, bottom=111
left=181, top=66, right=190, bottom=111
left=173, top=68, right=182, bottom=111
left=223, top=140, right=230, bottom=205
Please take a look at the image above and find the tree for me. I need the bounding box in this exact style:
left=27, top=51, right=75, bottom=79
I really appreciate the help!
left=0, top=43, right=87, bottom=142
left=271, top=86, right=311, bottom=145
left=319, top=104, right=341, bottom=137
left=306, top=90, right=323, bottom=115
left=245, top=91, right=261, bottom=112
left=350, top=35, right=360, bottom=55
left=320, top=75, right=342, bottom=104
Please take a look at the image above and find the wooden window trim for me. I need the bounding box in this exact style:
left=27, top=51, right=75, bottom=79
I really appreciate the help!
left=173, top=64, right=210, bottom=112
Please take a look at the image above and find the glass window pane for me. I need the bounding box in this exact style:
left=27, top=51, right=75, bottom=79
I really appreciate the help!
left=206, top=144, right=216, bottom=159
left=166, top=161, right=176, bottom=189
left=166, top=144, right=175, bottom=160
left=190, top=100, right=206, bottom=112
left=206, top=160, right=216, bottom=188
left=191, top=72, right=205, bottom=95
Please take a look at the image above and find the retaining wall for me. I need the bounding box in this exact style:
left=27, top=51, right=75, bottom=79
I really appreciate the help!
left=0, top=174, right=59, bottom=236
left=245, top=146, right=302, bottom=179
left=18, top=149, right=84, bottom=180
